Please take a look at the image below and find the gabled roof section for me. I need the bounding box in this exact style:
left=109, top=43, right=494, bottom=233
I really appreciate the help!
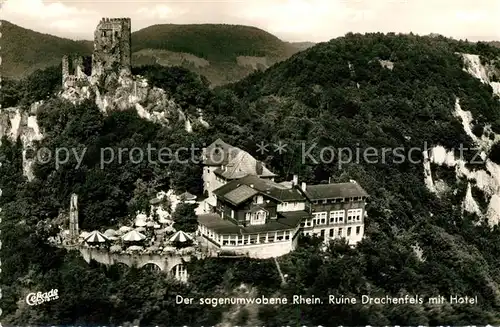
left=224, top=185, right=259, bottom=206
left=203, top=139, right=276, bottom=178
left=214, top=151, right=276, bottom=179
left=248, top=205, right=269, bottom=213
left=178, top=191, right=196, bottom=201
left=214, top=175, right=306, bottom=205
left=305, top=182, right=369, bottom=200
left=203, top=138, right=237, bottom=166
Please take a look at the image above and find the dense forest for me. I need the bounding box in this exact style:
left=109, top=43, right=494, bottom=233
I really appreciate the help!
left=2, top=32, right=500, bottom=325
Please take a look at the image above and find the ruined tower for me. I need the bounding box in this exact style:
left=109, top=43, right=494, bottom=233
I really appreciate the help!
left=91, top=17, right=132, bottom=82
left=69, top=193, right=79, bottom=242
left=62, top=54, right=91, bottom=89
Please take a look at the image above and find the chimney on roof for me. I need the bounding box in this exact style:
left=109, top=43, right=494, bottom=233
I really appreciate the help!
left=301, top=182, right=307, bottom=192
left=256, top=161, right=263, bottom=175
left=292, top=174, right=299, bottom=186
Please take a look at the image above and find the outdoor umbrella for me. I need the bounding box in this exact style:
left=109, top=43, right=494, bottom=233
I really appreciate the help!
left=135, top=213, right=148, bottom=227
left=110, top=244, right=122, bottom=253
left=79, top=231, right=90, bottom=239
left=85, top=230, right=109, bottom=243
left=122, top=230, right=146, bottom=242
left=135, top=220, right=147, bottom=227
left=104, top=228, right=117, bottom=237
left=119, top=226, right=133, bottom=233
left=168, top=230, right=193, bottom=243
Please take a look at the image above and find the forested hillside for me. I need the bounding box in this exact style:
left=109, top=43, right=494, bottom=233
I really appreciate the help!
left=2, top=32, right=500, bottom=325
left=1, top=20, right=300, bottom=85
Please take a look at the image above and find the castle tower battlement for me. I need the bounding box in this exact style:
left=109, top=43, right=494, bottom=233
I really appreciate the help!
left=61, top=18, right=132, bottom=89
left=91, top=17, right=132, bottom=81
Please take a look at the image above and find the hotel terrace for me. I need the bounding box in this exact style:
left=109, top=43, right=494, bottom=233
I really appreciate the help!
left=197, top=140, right=369, bottom=259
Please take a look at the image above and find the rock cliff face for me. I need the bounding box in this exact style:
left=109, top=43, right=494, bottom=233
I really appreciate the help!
left=2, top=70, right=209, bottom=181
left=60, top=72, right=208, bottom=132
left=0, top=104, right=44, bottom=180
left=423, top=53, right=500, bottom=226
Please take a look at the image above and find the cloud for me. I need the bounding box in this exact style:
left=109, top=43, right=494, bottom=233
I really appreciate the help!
left=137, top=5, right=178, bottom=19
left=1, top=0, right=499, bottom=42
left=236, top=0, right=376, bottom=41
left=2, top=0, right=99, bottom=39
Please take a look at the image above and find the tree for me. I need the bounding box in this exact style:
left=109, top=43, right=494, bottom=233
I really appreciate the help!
left=172, top=202, right=198, bottom=232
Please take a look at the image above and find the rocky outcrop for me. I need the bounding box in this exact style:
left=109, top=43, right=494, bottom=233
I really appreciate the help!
left=0, top=105, right=43, bottom=180
left=459, top=53, right=500, bottom=97
left=60, top=72, right=208, bottom=132
left=423, top=53, right=500, bottom=225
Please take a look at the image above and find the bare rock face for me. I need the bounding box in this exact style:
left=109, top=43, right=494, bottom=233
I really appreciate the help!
left=59, top=17, right=209, bottom=131
left=0, top=107, right=43, bottom=180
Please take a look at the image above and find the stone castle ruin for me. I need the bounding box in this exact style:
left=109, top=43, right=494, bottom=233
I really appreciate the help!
left=60, top=17, right=208, bottom=130
left=62, top=17, right=132, bottom=90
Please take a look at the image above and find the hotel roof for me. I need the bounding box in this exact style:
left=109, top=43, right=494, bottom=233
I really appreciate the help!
left=214, top=175, right=306, bottom=205
left=305, top=182, right=369, bottom=200
left=203, top=138, right=276, bottom=179
left=198, top=211, right=307, bottom=235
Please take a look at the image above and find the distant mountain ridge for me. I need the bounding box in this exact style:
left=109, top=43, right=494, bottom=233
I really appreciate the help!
left=1, top=20, right=306, bottom=86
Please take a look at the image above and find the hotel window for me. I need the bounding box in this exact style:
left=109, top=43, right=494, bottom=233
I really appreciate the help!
left=312, top=213, right=321, bottom=226
left=329, top=228, right=334, bottom=237
left=317, top=212, right=327, bottom=225
left=347, top=227, right=351, bottom=236
left=322, top=199, right=328, bottom=204
left=276, top=231, right=284, bottom=241
left=320, top=229, right=325, bottom=237
left=347, top=209, right=363, bottom=222
left=231, top=210, right=234, bottom=218
left=256, top=195, right=264, bottom=204
left=338, top=228, right=343, bottom=236
left=245, top=212, right=251, bottom=221
left=250, top=211, right=266, bottom=225
left=285, top=232, right=290, bottom=240
left=329, top=210, right=345, bottom=224
left=283, top=202, right=288, bottom=208
left=356, top=226, right=361, bottom=235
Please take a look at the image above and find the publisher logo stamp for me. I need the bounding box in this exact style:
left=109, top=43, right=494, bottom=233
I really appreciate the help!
left=26, top=289, right=59, bottom=306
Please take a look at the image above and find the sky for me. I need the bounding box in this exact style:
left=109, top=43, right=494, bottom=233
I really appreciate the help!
left=2, top=0, right=500, bottom=42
